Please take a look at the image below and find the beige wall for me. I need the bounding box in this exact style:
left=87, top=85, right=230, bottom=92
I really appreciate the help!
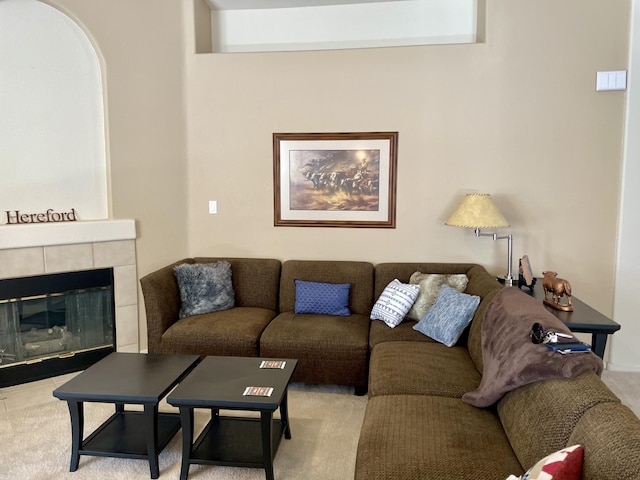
left=48, top=0, right=190, bottom=348
left=35, top=1, right=630, bottom=355
left=186, top=0, right=629, bottom=321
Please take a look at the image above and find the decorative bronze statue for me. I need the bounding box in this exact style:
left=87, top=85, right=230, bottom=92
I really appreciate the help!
left=542, top=271, right=573, bottom=312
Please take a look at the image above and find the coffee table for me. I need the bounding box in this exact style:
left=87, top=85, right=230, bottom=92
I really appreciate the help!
left=166, top=356, right=297, bottom=480
left=52, top=352, right=201, bottom=479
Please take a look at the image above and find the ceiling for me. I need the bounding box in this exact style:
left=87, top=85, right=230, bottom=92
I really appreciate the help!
left=205, top=0, right=407, bottom=10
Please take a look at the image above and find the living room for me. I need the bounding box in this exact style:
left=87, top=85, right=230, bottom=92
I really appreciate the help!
left=1, top=0, right=640, bottom=478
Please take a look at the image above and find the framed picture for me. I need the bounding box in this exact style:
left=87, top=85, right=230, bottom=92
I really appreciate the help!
left=519, top=254, right=535, bottom=288
left=273, top=132, right=398, bottom=228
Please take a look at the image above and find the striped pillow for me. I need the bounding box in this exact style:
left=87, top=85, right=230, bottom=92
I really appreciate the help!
left=370, top=279, right=421, bottom=328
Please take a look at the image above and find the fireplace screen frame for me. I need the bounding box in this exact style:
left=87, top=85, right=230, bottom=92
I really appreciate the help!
left=0, top=268, right=116, bottom=387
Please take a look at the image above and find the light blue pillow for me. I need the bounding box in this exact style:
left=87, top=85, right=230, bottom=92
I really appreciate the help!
left=413, top=284, right=480, bottom=347
left=370, top=279, right=421, bottom=328
left=294, top=280, right=351, bottom=316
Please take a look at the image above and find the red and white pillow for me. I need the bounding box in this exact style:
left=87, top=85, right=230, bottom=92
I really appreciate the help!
left=505, top=444, right=583, bottom=480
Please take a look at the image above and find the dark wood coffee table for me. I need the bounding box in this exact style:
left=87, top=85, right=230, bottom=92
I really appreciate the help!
left=167, top=356, right=297, bottom=480
left=52, top=352, right=201, bottom=479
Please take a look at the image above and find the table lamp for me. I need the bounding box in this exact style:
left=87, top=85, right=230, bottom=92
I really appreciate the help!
left=445, top=193, right=514, bottom=286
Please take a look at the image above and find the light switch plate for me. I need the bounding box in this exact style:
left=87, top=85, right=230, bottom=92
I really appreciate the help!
left=208, top=200, right=217, bottom=214
left=596, top=70, right=627, bottom=91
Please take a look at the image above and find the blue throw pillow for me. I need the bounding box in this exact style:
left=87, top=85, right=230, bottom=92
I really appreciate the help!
left=413, top=284, right=480, bottom=347
left=294, top=280, right=351, bottom=316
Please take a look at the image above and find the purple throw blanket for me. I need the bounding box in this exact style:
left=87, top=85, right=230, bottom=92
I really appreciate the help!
left=462, top=287, right=603, bottom=408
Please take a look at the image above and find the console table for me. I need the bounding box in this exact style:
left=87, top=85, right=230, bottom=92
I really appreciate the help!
left=522, top=282, right=620, bottom=358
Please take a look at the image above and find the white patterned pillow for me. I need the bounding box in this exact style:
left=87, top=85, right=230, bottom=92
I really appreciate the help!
left=370, top=279, right=421, bottom=328
left=406, top=272, right=469, bottom=321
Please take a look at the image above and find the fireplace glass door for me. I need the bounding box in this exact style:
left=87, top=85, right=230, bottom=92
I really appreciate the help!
left=0, top=287, right=113, bottom=364
left=0, top=268, right=115, bottom=386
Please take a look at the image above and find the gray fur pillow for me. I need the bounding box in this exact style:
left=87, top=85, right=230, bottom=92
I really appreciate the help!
left=406, top=272, right=469, bottom=321
left=174, top=261, right=235, bottom=318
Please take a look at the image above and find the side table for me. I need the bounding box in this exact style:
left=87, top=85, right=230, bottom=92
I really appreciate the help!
left=167, top=356, right=297, bottom=480
left=522, top=282, right=620, bottom=358
left=53, top=352, right=201, bottom=479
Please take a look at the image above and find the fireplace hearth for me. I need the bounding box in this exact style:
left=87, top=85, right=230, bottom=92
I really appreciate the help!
left=0, top=269, right=115, bottom=387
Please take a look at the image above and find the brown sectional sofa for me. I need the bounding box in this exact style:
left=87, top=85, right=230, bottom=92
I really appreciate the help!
left=140, top=258, right=640, bottom=480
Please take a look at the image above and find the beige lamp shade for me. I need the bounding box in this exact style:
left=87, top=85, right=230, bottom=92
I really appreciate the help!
left=445, top=193, right=510, bottom=229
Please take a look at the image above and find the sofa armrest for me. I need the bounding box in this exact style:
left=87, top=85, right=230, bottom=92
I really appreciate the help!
left=140, top=258, right=193, bottom=353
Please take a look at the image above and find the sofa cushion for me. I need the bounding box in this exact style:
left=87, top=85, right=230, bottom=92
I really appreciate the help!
left=497, top=372, right=620, bottom=471
left=370, top=279, right=420, bottom=328
left=368, top=341, right=481, bottom=398
left=413, top=285, right=480, bottom=347
left=260, top=311, right=370, bottom=389
left=505, top=444, right=583, bottom=480
left=174, top=261, right=235, bottom=318
left=369, top=318, right=436, bottom=349
left=373, top=263, right=478, bottom=299
left=160, top=306, right=276, bottom=356
left=280, top=260, right=374, bottom=315
left=194, top=257, right=281, bottom=311
left=355, top=395, right=523, bottom=480
left=406, top=272, right=469, bottom=320
left=294, top=279, right=351, bottom=316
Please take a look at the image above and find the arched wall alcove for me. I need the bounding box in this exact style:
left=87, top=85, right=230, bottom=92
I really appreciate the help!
left=0, top=0, right=109, bottom=221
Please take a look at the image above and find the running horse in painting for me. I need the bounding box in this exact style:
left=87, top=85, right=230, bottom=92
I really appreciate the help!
left=542, top=271, right=573, bottom=312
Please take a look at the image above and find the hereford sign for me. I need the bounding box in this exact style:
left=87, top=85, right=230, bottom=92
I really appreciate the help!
left=5, top=208, right=78, bottom=225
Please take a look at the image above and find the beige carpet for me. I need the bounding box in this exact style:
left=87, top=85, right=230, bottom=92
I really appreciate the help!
left=0, top=384, right=367, bottom=480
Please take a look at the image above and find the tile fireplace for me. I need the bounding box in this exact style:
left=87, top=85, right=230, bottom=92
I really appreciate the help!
left=0, top=220, right=138, bottom=386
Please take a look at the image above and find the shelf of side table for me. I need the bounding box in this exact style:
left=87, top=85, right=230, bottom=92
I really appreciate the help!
left=80, top=410, right=181, bottom=459
left=189, top=415, right=286, bottom=467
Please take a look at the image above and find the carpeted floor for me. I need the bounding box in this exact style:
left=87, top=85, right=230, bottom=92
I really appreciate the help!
left=0, top=383, right=367, bottom=480
left=3, top=371, right=638, bottom=480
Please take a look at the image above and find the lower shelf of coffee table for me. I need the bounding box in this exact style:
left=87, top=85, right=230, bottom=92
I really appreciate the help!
left=189, top=416, right=285, bottom=468
left=81, top=410, right=181, bottom=458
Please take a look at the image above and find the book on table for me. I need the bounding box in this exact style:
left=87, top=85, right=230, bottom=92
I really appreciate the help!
left=544, top=341, right=592, bottom=354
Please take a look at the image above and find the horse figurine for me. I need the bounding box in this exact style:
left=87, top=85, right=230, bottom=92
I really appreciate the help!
left=542, top=271, right=573, bottom=312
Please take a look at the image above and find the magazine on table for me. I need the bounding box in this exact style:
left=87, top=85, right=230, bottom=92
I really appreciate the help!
left=243, top=386, right=274, bottom=397
left=260, top=360, right=286, bottom=369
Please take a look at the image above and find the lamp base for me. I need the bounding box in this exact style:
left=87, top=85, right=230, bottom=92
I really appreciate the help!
left=497, top=275, right=515, bottom=287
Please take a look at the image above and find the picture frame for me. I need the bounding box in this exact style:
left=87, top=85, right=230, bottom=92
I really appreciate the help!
left=519, top=254, right=535, bottom=289
left=273, top=132, right=398, bottom=228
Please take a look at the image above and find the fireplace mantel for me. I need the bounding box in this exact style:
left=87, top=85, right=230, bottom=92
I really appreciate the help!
left=0, top=219, right=136, bottom=250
